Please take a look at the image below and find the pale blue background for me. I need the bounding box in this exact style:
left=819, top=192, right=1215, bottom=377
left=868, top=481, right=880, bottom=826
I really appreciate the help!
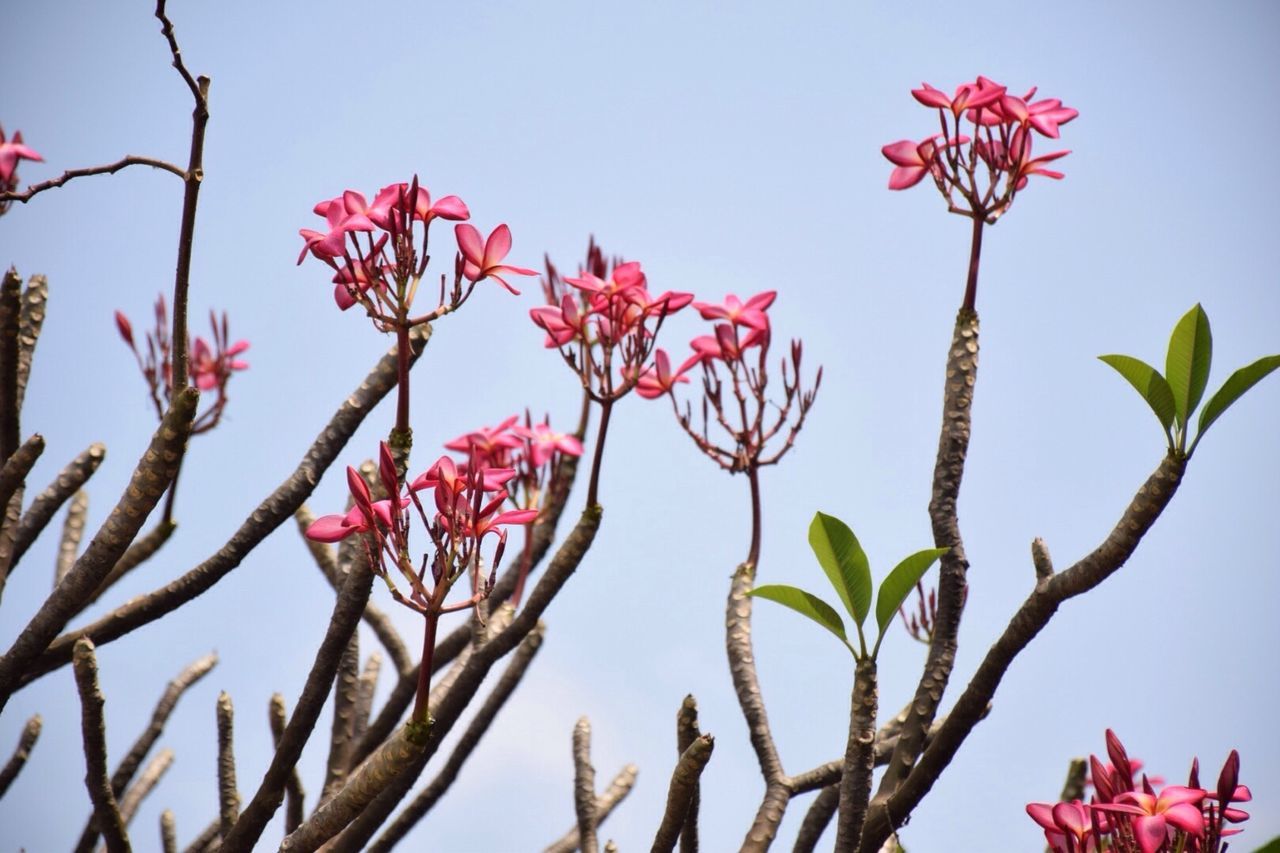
left=2, top=1, right=1277, bottom=850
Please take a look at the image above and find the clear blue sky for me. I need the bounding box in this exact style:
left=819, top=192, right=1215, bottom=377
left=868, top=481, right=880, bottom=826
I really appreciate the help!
left=3, top=1, right=1278, bottom=850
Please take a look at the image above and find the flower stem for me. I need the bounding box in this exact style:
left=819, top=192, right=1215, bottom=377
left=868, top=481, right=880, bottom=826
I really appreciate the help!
left=585, top=400, right=613, bottom=508
left=746, top=465, right=762, bottom=567
left=961, top=216, right=985, bottom=313
left=394, top=323, right=411, bottom=436
left=411, top=611, right=439, bottom=724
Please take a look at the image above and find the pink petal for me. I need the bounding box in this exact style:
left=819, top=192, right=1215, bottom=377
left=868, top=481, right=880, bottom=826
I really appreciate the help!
left=485, top=224, right=513, bottom=266
left=305, top=514, right=355, bottom=543
left=910, top=84, right=952, bottom=109
left=881, top=140, right=923, bottom=167
left=455, top=224, right=484, bottom=265
left=1130, top=816, right=1167, bottom=853
left=431, top=195, right=470, bottom=221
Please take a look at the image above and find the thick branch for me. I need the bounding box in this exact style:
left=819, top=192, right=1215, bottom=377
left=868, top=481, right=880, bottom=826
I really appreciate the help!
left=0, top=271, right=21, bottom=462
left=543, top=764, right=639, bottom=853
left=793, top=785, right=839, bottom=853
left=0, top=713, right=41, bottom=798
left=216, top=692, right=239, bottom=837
left=859, top=454, right=1186, bottom=850
left=160, top=809, right=177, bottom=853
left=652, top=734, right=715, bottom=853
left=17, top=328, right=428, bottom=689
left=573, top=716, right=599, bottom=853
left=12, top=442, right=106, bottom=566
left=73, top=638, right=131, bottom=853
left=350, top=652, right=381, bottom=748
left=0, top=433, right=43, bottom=512
left=876, top=309, right=978, bottom=804
left=269, top=694, right=306, bottom=834
left=834, top=659, right=878, bottom=848
left=0, top=388, right=197, bottom=710
left=676, top=694, right=702, bottom=853
left=320, top=633, right=361, bottom=805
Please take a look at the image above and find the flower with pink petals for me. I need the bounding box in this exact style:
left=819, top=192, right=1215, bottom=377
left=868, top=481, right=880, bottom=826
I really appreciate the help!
left=911, top=80, right=1006, bottom=116
left=1093, top=787, right=1207, bottom=853
left=530, top=295, right=588, bottom=347
left=514, top=422, right=584, bottom=467
left=0, top=126, right=43, bottom=185
left=455, top=223, right=537, bottom=295
left=298, top=191, right=376, bottom=264
left=1026, top=800, right=1096, bottom=853
left=635, top=349, right=690, bottom=399
left=692, top=291, right=776, bottom=331
left=368, top=182, right=470, bottom=230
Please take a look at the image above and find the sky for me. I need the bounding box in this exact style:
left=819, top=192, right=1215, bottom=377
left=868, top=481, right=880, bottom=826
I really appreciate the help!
left=2, top=1, right=1279, bottom=851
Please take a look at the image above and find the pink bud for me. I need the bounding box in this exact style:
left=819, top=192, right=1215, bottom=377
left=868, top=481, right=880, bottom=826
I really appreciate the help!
left=114, top=311, right=134, bottom=346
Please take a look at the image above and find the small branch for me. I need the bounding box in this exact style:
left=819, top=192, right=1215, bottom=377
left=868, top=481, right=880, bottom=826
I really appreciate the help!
left=858, top=454, right=1187, bottom=851
left=652, top=734, right=715, bottom=853
left=296, top=505, right=412, bottom=675
left=320, top=633, right=361, bottom=805
left=14, top=273, right=48, bottom=415
left=573, top=717, right=599, bottom=853
left=72, top=638, right=131, bottom=853
left=0, top=432, right=43, bottom=511
left=77, top=520, right=178, bottom=615
left=220, top=551, right=375, bottom=852
left=117, top=747, right=174, bottom=827
left=269, top=694, right=306, bottom=834
left=216, top=692, right=239, bottom=838
left=543, top=764, right=639, bottom=853
left=0, top=388, right=197, bottom=712
left=876, top=309, right=979, bottom=807
left=350, top=652, right=382, bottom=752
left=0, top=157, right=186, bottom=204
left=676, top=695, right=702, bottom=853
left=0, top=713, right=41, bottom=798
left=12, top=441, right=106, bottom=566
left=834, top=659, right=878, bottom=848
left=55, top=490, right=89, bottom=586
left=17, top=327, right=428, bottom=690
left=1031, top=537, right=1054, bottom=582
left=368, top=626, right=546, bottom=853
left=0, top=271, right=22, bottom=461
left=793, top=785, right=839, bottom=853
left=181, top=819, right=220, bottom=853
left=160, top=809, right=177, bottom=853
left=1058, top=757, right=1088, bottom=803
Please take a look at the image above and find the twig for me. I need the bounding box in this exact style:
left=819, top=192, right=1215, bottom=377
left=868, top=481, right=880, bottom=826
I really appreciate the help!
left=834, top=659, right=878, bottom=848
left=573, top=716, right=599, bottom=853
left=676, top=695, right=702, bottom=853
left=14, top=274, right=47, bottom=414
left=652, top=734, right=714, bottom=853
left=0, top=156, right=186, bottom=205
left=320, top=633, right=361, bottom=805
left=543, top=764, right=639, bottom=853
left=0, top=713, right=41, bottom=798
left=16, top=327, right=429, bottom=689
left=875, top=310, right=979, bottom=814
left=160, top=809, right=177, bottom=853
left=74, top=652, right=216, bottom=852
left=56, top=490, right=89, bottom=585
left=794, top=785, right=839, bottom=853
left=117, top=747, right=174, bottom=827
left=0, top=433, right=43, bottom=511
left=296, top=505, right=411, bottom=675
left=0, top=388, right=197, bottom=712
left=269, top=694, right=306, bottom=834
left=12, top=442, right=106, bottom=566
left=350, top=652, right=381, bottom=748
left=181, top=818, right=220, bottom=853
left=72, top=637, right=131, bottom=853
left=369, top=625, right=546, bottom=853
left=858, top=454, right=1187, bottom=850
left=216, top=692, right=239, bottom=838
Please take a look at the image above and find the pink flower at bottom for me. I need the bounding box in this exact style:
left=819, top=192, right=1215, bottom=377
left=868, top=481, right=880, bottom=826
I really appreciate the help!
left=1093, top=786, right=1207, bottom=853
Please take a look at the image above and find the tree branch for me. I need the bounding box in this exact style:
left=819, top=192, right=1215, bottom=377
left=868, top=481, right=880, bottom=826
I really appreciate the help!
left=73, top=638, right=131, bottom=853
left=55, top=490, right=89, bottom=586
left=269, top=694, right=306, bottom=835
left=676, top=694, right=702, bottom=853
left=12, top=442, right=106, bottom=567
left=14, top=273, right=47, bottom=415
left=117, top=747, right=174, bottom=828
left=652, top=734, right=715, bottom=853
left=320, top=633, right=361, bottom=805
left=0, top=713, right=41, bottom=798
left=834, top=659, right=878, bottom=848
left=573, top=716, right=599, bottom=853
left=793, top=785, right=839, bottom=853
left=544, top=764, right=639, bottom=853
left=216, top=691, right=239, bottom=838
left=0, top=157, right=186, bottom=205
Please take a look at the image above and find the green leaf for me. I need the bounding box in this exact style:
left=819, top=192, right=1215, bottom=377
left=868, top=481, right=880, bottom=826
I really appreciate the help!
left=747, top=584, right=851, bottom=650
left=875, top=548, right=949, bottom=636
left=1165, top=303, right=1213, bottom=427
left=1193, top=354, right=1280, bottom=449
left=1098, top=355, right=1177, bottom=433
left=808, top=512, right=872, bottom=628
left=1250, top=836, right=1280, bottom=853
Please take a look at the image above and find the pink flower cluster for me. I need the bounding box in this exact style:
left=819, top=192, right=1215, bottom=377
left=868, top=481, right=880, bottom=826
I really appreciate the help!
left=297, top=177, right=534, bottom=319
left=1027, top=730, right=1251, bottom=853
left=531, top=239, right=693, bottom=402
left=639, top=289, right=820, bottom=473
left=882, top=77, right=1077, bottom=221
left=115, top=296, right=249, bottom=435
left=0, top=124, right=43, bottom=214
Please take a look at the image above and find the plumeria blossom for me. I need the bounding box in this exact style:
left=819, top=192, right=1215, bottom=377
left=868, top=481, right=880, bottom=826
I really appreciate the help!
left=883, top=76, right=1077, bottom=221
left=1026, top=800, right=1096, bottom=853
left=455, top=223, right=538, bottom=295
left=0, top=125, right=43, bottom=186
left=368, top=181, right=469, bottom=230
left=634, top=349, right=690, bottom=399
left=115, top=296, right=249, bottom=435
left=692, top=291, right=776, bottom=331
left=513, top=421, right=584, bottom=467
left=297, top=191, right=375, bottom=264
left=1093, top=788, right=1207, bottom=853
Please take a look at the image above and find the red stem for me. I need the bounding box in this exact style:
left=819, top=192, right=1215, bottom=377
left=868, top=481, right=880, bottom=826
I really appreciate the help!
left=585, top=399, right=613, bottom=508
left=394, top=323, right=411, bottom=435
left=961, top=216, right=985, bottom=313
left=746, top=465, right=761, bottom=566
left=411, top=611, right=439, bottom=723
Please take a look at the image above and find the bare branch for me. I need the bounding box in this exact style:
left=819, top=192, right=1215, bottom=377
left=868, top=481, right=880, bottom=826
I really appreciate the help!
left=676, top=695, right=702, bottom=853
left=0, top=157, right=186, bottom=205
left=12, top=442, right=106, bottom=566
left=652, top=734, right=715, bottom=853
left=17, top=327, right=429, bottom=689
left=55, top=490, right=89, bottom=585
left=0, top=271, right=22, bottom=461
left=543, top=764, right=639, bottom=853
left=14, top=273, right=47, bottom=414
left=77, top=520, right=178, bottom=615
left=160, top=809, right=177, bottom=853
left=1031, top=537, right=1054, bottom=581
left=350, top=652, right=381, bottom=748
left=369, top=625, right=546, bottom=853
left=118, top=747, right=174, bottom=827
left=794, top=785, right=838, bottom=853
left=0, top=713, right=41, bottom=798
left=0, top=388, right=197, bottom=712
left=216, top=692, right=239, bottom=838
left=72, top=638, right=131, bottom=853
left=269, top=694, right=305, bottom=834
left=0, top=433, right=43, bottom=511
left=320, top=633, right=361, bottom=805
left=1058, top=757, right=1087, bottom=803
left=573, top=717, right=599, bottom=853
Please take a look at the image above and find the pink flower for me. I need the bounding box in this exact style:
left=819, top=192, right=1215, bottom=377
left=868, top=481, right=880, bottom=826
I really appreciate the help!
left=692, top=291, right=775, bottom=331
left=911, top=79, right=1005, bottom=117
left=298, top=191, right=376, bottom=264
left=0, top=127, right=43, bottom=184
left=1093, top=787, right=1207, bottom=853
left=444, top=416, right=523, bottom=467
left=455, top=223, right=537, bottom=294
left=635, top=349, right=690, bottom=399
left=189, top=336, right=249, bottom=391
left=881, top=136, right=967, bottom=191
left=1026, top=800, right=1096, bottom=853
left=530, top=295, right=587, bottom=347
left=513, top=422, right=584, bottom=467
left=368, top=182, right=470, bottom=230
left=566, top=260, right=647, bottom=299
left=689, top=323, right=768, bottom=364
left=1010, top=126, right=1070, bottom=190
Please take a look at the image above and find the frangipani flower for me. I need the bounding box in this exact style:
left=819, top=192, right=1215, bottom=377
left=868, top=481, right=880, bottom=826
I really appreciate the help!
left=455, top=223, right=537, bottom=294
left=635, top=349, right=690, bottom=399
left=1093, top=787, right=1207, bottom=853
left=0, top=126, right=43, bottom=184
left=692, top=291, right=776, bottom=331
